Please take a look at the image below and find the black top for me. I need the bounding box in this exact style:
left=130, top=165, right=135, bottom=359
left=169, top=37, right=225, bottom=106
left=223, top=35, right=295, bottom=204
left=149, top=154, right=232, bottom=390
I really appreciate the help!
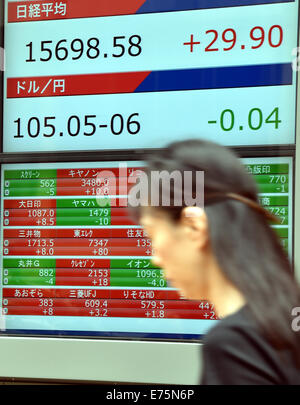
left=200, top=305, right=300, bottom=385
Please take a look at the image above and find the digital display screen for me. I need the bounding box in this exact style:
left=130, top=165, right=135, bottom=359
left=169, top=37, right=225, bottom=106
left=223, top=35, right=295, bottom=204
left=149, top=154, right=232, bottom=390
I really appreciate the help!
left=0, top=157, right=293, bottom=339
left=2, top=0, right=299, bottom=153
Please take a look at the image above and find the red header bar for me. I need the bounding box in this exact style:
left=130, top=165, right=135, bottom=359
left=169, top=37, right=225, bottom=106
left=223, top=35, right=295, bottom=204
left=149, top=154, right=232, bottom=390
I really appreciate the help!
left=7, top=72, right=150, bottom=98
left=8, top=0, right=147, bottom=23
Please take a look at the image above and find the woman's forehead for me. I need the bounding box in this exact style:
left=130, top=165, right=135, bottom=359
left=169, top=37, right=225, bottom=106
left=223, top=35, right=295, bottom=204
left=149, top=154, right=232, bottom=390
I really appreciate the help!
left=140, top=210, right=178, bottom=233
left=140, top=209, right=158, bottom=226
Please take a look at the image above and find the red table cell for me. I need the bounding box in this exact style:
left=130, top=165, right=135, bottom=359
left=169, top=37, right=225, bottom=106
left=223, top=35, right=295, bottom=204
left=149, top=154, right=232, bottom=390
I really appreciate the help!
left=2, top=287, right=109, bottom=299
left=56, top=259, right=110, bottom=268
left=3, top=298, right=50, bottom=306
left=108, top=308, right=149, bottom=318
left=60, top=229, right=112, bottom=238
left=3, top=306, right=51, bottom=316
left=105, top=299, right=164, bottom=309
left=4, top=199, right=56, bottom=209
left=110, top=228, right=147, bottom=238
left=56, top=177, right=137, bottom=188
left=167, top=291, right=184, bottom=300
left=162, top=300, right=211, bottom=310
left=54, top=289, right=110, bottom=299
left=3, top=306, right=218, bottom=319
left=55, top=186, right=130, bottom=196
left=55, top=276, right=110, bottom=287
left=3, top=227, right=145, bottom=239
left=55, top=307, right=109, bottom=316
left=164, top=309, right=215, bottom=319
left=2, top=288, right=55, bottom=298
left=111, top=217, right=136, bottom=225
left=110, top=198, right=128, bottom=207
left=3, top=298, right=109, bottom=308
left=55, top=268, right=110, bottom=277
left=110, top=289, right=170, bottom=300
left=57, top=168, right=144, bottom=178
left=3, top=217, right=56, bottom=226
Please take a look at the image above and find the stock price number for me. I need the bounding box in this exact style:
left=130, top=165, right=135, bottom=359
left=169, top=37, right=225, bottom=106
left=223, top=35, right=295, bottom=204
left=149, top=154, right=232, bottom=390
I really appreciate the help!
left=184, top=25, right=284, bottom=53
left=25, top=35, right=142, bottom=62
left=13, top=113, right=141, bottom=139
left=208, top=107, right=281, bottom=132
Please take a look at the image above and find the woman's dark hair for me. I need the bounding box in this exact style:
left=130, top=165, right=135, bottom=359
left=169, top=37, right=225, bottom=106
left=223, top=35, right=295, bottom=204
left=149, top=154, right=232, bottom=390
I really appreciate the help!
left=131, top=138, right=300, bottom=367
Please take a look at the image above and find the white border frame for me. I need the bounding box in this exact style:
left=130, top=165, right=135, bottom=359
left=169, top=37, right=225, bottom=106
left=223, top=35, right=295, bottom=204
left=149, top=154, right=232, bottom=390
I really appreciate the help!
left=0, top=1, right=299, bottom=385
left=0, top=337, right=201, bottom=384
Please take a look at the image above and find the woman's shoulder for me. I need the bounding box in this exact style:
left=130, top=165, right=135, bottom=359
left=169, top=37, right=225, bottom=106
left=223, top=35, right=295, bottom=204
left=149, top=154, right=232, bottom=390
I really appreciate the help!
left=203, top=305, right=253, bottom=345
left=202, top=304, right=283, bottom=361
left=201, top=305, right=299, bottom=385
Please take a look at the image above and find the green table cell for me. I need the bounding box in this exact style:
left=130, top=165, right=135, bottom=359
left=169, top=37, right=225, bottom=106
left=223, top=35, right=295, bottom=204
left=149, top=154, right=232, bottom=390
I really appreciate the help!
left=55, top=208, right=111, bottom=217
left=266, top=207, right=289, bottom=224
left=110, top=268, right=163, bottom=278
left=253, top=174, right=288, bottom=185
left=258, top=196, right=288, bottom=206
left=3, top=268, right=55, bottom=278
left=4, top=187, right=56, bottom=197
left=272, top=216, right=288, bottom=225
left=280, top=239, right=289, bottom=249
left=110, top=277, right=167, bottom=288
left=3, top=275, right=55, bottom=286
left=257, top=183, right=289, bottom=194
left=3, top=258, right=56, bottom=268
left=56, top=198, right=111, bottom=208
left=4, top=169, right=57, bottom=180
left=245, top=164, right=289, bottom=175
left=110, top=259, right=159, bottom=269
left=56, top=216, right=111, bottom=226
left=266, top=206, right=288, bottom=214
left=4, top=179, right=57, bottom=188
left=272, top=227, right=289, bottom=238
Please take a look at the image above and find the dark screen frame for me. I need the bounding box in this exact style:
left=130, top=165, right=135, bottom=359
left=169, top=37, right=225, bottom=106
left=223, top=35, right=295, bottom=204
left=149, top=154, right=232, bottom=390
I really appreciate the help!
left=0, top=146, right=296, bottom=342
left=0, top=0, right=4, bottom=154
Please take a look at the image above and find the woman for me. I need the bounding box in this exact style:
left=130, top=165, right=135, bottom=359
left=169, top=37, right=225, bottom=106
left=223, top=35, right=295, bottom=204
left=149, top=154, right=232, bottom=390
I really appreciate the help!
left=129, top=139, right=300, bottom=385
